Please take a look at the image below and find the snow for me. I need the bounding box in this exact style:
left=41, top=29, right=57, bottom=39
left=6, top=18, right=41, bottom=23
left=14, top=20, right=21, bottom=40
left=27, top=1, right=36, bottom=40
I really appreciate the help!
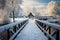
left=10, top=18, right=28, bottom=22
left=15, top=19, right=48, bottom=40
left=0, top=19, right=28, bottom=33
left=46, top=18, right=59, bottom=23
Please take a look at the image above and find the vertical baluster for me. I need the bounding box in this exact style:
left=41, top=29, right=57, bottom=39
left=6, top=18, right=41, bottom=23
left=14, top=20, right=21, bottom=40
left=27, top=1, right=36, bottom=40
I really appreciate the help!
left=18, top=24, right=20, bottom=28
left=49, top=27, right=51, bottom=34
left=49, top=27, right=51, bottom=40
left=7, top=29, right=10, bottom=40
left=14, top=26, right=16, bottom=32
left=16, top=25, right=19, bottom=30
left=56, top=30, right=59, bottom=40
left=44, top=25, right=46, bottom=30
left=44, top=25, right=46, bottom=35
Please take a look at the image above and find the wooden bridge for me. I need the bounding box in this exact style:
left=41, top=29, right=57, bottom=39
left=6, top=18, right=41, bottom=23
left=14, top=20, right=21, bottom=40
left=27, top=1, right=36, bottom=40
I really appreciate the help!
left=0, top=18, right=60, bottom=40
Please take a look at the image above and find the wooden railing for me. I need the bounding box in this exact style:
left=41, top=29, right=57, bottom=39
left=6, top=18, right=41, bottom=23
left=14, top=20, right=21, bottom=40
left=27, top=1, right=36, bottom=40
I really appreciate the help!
left=0, top=19, right=28, bottom=40
left=36, top=19, right=60, bottom=40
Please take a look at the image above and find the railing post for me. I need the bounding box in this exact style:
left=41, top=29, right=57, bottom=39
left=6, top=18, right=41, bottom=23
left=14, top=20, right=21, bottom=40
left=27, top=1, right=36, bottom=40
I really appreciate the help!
left=56, top=30, right=59, bottom=40
left=14, top=26, right=16, bottom=32
left=7, top=29, right=10, bottom=40
left=19, top=24, right=21, bottom=28
left=16, top=25, right=19, bottom=30
left=44, top=25, right=46, bottom=30
left=49, top=27, right=51, bottom=40
left=44, top=25, right=46, bottom=35
left=49, top=27, right=51, bottom=34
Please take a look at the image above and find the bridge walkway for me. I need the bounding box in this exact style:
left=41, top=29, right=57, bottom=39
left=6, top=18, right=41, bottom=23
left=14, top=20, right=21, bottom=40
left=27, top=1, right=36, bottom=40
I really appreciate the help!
left=15, top=19, right=48, bottom=40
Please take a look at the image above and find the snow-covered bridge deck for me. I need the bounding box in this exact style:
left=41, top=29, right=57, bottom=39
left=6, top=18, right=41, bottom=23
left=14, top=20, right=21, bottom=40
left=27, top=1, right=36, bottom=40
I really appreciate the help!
left=0, top=18, right=60, bottom=40
left=15, top=19, right=48, bottom=40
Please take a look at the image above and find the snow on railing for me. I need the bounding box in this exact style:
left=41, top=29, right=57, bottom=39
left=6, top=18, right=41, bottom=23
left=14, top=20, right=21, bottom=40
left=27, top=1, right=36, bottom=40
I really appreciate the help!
left=0, top=19, right=28, bottom=33
left=36, top=20, right=60, bottom=30
left=36, top=19, right=60, bottom=40
left=0, top=19, right=28, bottom=40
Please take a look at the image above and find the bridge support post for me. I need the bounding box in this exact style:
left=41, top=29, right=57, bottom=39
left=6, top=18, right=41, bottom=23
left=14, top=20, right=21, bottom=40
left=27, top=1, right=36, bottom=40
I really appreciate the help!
left=49, top=27, right=51, bottom=40
left=56, top=30, right=59, bottom=40
left=7, top=29, right=10, bottom=40
left=14, top=26, right=16, bottom=32
left=44, top=25, right=46, bottom=35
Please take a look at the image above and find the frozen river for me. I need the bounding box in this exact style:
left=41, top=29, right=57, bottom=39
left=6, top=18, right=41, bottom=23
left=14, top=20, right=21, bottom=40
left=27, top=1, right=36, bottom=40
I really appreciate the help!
left=15, top=19, right=48, bottom=40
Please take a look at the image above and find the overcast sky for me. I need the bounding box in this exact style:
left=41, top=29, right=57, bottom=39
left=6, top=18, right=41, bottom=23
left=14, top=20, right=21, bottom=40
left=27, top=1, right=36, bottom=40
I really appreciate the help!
left=21, top=0, right=60, bottom=6
left=20, top=0, right=60, bottom=16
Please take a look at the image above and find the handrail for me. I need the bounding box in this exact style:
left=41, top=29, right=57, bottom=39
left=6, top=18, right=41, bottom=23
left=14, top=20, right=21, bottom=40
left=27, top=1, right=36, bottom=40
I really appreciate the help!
left=0, top=19, right=28, bottom=33
left=36, top=22, right=56, bottom=40
left=9, top=21, right=28, bottom=40
left=36, top=19, right=60, bottom=30
left=36, top=19, right=60, bottom=40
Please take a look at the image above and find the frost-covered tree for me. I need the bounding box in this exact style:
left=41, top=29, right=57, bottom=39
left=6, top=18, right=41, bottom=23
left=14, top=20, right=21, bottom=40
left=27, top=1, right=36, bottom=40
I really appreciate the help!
left=0, top=0, right=22, bottom=25
left=46, top=1, right=57, bottom=17
left=46, top=1, right=60, bottom=24
left=47, top=1, right=60, bottom=17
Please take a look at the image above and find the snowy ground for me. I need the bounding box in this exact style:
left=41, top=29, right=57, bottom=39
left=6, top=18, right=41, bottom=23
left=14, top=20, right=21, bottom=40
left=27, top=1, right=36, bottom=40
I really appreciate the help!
left=15, top=19, right=48, bottom=40
left=10, top=18, right=28, bottom=22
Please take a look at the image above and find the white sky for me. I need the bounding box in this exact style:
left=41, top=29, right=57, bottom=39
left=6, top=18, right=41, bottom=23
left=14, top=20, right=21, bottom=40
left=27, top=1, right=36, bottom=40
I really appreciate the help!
left=20, top=0, right=47, bottom=16
left=19, top=0, right=59, bottom=16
